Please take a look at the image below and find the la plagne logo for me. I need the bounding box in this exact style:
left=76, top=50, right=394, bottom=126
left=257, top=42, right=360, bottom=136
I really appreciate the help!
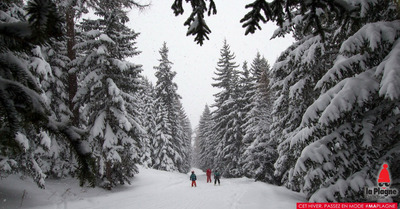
left=364, top=163, right=399, bottom=198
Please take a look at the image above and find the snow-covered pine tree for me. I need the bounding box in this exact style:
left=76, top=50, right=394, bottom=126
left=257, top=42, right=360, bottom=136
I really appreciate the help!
left=152, top=103, right=176, bottom=171
left=63, top=0, right=148, bottom=126
left=73, top=0, right=143, bottom=189
left=0, top=0, right=87, bottom=188
left=242, top=0, right=400, bottom=202
left=289, top=0, right=400, bottom=202
left=241, top=54, right=271, bottom=145
left=192, top=127, right=201, bottom=169
left=59, top=0, right=83, bottom=126
left=270, top=42, right=323, bottom=191
left=152, top=42, right=176, bottom=171
left=264, top=2, right=342, bottom=191
left=211, top=40, right=245, bottom=177
left=177, top=104, right=192, bottom=173
left=238, top=61, right=252, bottom=126
left=251, top=57, right=277, bottom=183
left=42, top=36, right=72, bottom=127
left=241, top=53, right=276, bottom=182
left=194, top=105, right=215, bottom=171
left=235, top=61, right=253, bottom=175
left=30, top=42, right=78, bottom=179
left=239, top=59, right=257, bottom=178
left=137, top=78, right=157, bottom=168
left=152, top=42, right=190, bottom=172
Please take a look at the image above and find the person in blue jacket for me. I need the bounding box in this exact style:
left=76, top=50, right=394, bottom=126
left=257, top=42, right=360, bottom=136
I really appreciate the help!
left=190, top=171, right=197, bottom=187
left=214, top=170, right=221, bottom=185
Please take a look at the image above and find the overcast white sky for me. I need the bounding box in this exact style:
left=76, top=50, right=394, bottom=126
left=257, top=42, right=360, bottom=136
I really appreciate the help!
left=128, top=0, right=294, bottom=129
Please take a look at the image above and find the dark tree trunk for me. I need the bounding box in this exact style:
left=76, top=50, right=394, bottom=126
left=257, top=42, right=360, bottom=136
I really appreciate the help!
left=66, top=5, right=79, bottom=125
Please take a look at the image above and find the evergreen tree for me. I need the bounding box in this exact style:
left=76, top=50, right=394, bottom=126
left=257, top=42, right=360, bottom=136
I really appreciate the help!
left=63, top=0, right=148, bottom=125
left=268, top=3, right=339, bottom=191
left=192, top=127, right=201, bottom=169
left=193, top=105, right=214, bottom=170
left=0, top=0, right=87, bottom=188
left=250, top=57, right=276, bottom=183
left=241, top=53, right=276, bottom=182
left=30, top=42, right=77, bottom=179
left=137, top=78, right=157, bottom=168
left=211, top=40, right=244, bottom=177
left=258, top=0, right=400, bottom=202
left=152, top=103, right=176, bottom=171
left=238, top=60, right=255, bottom=170
left=236, top=61, right=253, bottom=174
left=74, top=0, right=142, bottom=189
left=241, top=54, right=270, bottom=149
left=177, top=105, right=192, bottom=173
left=290, top=1, right=400, bottom=202
left=152, top=42, right=190, bottom=172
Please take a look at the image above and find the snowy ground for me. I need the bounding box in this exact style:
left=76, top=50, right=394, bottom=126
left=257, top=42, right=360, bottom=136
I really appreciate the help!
left=0, top=167, right=305, bottom=209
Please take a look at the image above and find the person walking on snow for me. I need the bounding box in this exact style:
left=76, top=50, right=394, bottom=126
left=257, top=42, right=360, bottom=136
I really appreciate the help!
left=214, top=170, right=221, bottom=185
left=206, top=168, right=212, bottom=183
left=190, top=171, right=197, bottom=187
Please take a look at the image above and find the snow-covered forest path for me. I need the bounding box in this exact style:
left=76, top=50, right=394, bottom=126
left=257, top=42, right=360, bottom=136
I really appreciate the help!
left=1, top=167, right=305, bottom=209
left=124, top=168, right=305, bottom=209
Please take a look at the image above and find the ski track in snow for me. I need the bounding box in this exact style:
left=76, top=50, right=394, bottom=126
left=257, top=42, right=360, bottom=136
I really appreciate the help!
left=0, top=167, right=305, bottom=209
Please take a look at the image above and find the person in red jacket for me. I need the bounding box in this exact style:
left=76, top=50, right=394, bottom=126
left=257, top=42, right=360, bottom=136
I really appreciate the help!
left=206, top=168, right=212, bottom=183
